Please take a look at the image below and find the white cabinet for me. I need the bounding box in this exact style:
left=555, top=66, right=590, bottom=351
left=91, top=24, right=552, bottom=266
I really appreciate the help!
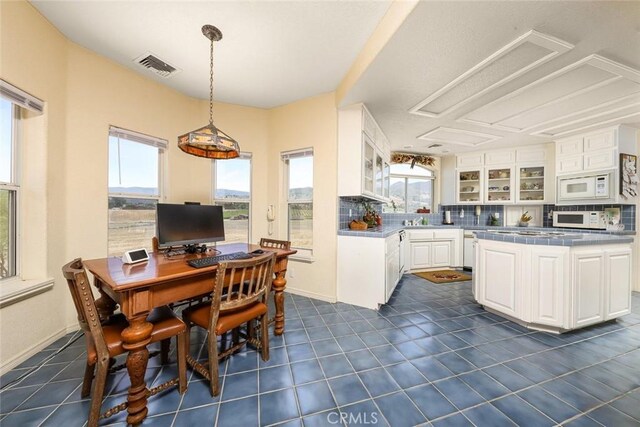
left=557, top=154, right=583, bottom=174
left=456, top=168, right=483, bottom=204
left=338, top=103, right=391, bottom=201
left=337, top=233, right=401, bottom=310
left=408, top=229, right=462, bottom=270
left=556, top=138, right=583, bottom=156
left=584, top=130, right=615, bottom=152
left=583, top=150, right=615, bottom=171
left=448, top=144, right=552, bottom=205
left=475, top=239, right=632, bottom=333
left=485, top=166, right=514, bottom=203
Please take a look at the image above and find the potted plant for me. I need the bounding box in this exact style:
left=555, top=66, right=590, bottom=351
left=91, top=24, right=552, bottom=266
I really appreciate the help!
left=519, top=211, right=532, bottom=227
left=361, top=200, right=381, bottom=227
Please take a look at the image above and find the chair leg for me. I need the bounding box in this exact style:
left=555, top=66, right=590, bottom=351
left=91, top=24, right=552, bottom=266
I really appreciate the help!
left=177, top=333, right=187, bottom=394
left=208, top=333, right=221, bottom=397
left=232, top=327, right=240, bottom=350
left=160, top=339, right=170, bottom=364
left=247, top=319, right=256, bottom=341
left=260, top=313, right=270, bottom=361
left=87, top=358, right=109, bottom=427
left=81, top=361, right=95, bottom=398
left=184, top=323, right=191, bottom=356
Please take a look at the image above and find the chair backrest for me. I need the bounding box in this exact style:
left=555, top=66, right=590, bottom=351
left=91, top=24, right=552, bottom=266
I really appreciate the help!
left=62, top=258, right=109, bottom=358
left=259, top=238, right=291, bottom=250
left=209, top=253, right=276, bottom=327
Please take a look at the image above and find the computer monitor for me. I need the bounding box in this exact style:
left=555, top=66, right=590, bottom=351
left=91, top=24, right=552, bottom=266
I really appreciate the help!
left=156, top=203, right=225, bottom=248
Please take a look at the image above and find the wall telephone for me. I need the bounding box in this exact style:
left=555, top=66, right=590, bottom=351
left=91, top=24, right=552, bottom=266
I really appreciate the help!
left=267, top=205, right=275, bottom=235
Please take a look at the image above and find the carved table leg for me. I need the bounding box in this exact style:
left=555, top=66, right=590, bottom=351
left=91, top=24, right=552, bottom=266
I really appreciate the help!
left=121, top=316, right=153, bottom=426
left=273, top=270, right=287, bottom=336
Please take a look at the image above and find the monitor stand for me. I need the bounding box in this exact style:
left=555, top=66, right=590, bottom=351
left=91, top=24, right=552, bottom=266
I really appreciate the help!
left=184, top=244, right=208, bottom=254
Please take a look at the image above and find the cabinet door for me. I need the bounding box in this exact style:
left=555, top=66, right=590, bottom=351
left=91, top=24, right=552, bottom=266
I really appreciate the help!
left=478, top=243, right=521, bottom=317
left=516, top=148, right=546, bottom=163
left=530, top=248, right=566, bottom=327
left=457, top=168, right=482, bottom=204
left=572, top=251, right=604, bottom=328
left=604, top=248, right=632, bottom=319
left=584, top=130, right=615, bottom=152
left=485, top=150, right=515, bottom=165
left=456, top=153, right=484, bottom=167
left=383, top=161, right=390, bottom=199
left=362, top=108, right=377, bottom=142
left=584, top=150, right=615, bottom=171
left=386, top=245, right=400, bottom=301
left=516, top=165, right=545, bottom=203
left=362, top=136, right=375, bottom=195
left=485, top=166, right=514, bottom=204
left=410, top=242, right=431, bottom=269
left=431, top=241, right=451, bottom=267
left=557, top=155, right=583, bottom=174
left=375, top=152, right=384, bottom=197
left=557, top=138, right=583, bottom=156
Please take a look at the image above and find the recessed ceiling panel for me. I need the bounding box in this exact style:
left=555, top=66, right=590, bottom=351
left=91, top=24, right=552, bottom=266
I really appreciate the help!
left=418, top=127, right=501, bottom=146
left=531, top=103, right=640, bottom=137
left=409, top=30, right=573, bottom=118
left=459, top=55, right=640, bottom=132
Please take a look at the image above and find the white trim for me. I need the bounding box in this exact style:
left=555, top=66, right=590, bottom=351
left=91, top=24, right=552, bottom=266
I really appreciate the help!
left=417, top=126, right=502, bottom=147
left=409, top=30, right=573, bottom=118
left=285, top=287, right=336, bottom=303
left=212, top=153, right=253, bottom=243
left=109, top=125, right=168, bottom=149
left=0, top=325, right=76, bottom=375
left=534, top=110, right=640, bottom=138
left=0, top=277, right=54, bottom=308
left=281, top=147, right=314, bottom=160
left=0, top=79, right=44, bottom=114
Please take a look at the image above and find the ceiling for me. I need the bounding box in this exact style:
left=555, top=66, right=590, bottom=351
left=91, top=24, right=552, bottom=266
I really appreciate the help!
left=31, top=1, right=640, bottom=154
left=342, top=1, right=640, bottom=154
left=30, top=0, right=391, bottom=109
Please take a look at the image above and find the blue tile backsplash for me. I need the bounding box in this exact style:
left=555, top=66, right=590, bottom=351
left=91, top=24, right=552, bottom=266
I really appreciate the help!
left=338, top=197, right=636, bottom=232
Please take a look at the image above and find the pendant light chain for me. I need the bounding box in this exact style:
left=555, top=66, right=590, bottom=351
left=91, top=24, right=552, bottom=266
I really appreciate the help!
left=209, top=38, right=214, bottom=125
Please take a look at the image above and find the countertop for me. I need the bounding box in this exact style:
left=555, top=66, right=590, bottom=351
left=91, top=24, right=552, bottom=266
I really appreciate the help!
left=337, top=223, right=635, bottom=246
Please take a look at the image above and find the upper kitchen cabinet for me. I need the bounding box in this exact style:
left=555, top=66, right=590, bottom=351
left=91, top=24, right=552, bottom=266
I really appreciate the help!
left=448, top=144, right=553, bottom=204
left=338, top=103, right=391, bottom=201
left=555, top=125, right=637, bottom=176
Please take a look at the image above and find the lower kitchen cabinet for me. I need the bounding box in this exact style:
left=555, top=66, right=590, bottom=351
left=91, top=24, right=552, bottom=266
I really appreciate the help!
left=337, top=233, right=402, bottom=310
left=409, top=229, right=462, bottom=271
left=475, top=239, right=632, bottom=333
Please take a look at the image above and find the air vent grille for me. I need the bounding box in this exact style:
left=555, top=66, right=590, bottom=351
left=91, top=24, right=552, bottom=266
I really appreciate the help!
left=428, top=143, right=443, bottom=148
left=134, top=53, right=180, bottom=78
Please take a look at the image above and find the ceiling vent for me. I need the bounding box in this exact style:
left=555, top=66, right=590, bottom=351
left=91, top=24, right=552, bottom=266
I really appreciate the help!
left=428, top=143, right=443, bottom=148
left=134, top=52, right=181, bottom=78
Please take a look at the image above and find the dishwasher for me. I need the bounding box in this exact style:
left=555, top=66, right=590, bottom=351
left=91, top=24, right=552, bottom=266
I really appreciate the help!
left=398, top=230, right=406, bottom=275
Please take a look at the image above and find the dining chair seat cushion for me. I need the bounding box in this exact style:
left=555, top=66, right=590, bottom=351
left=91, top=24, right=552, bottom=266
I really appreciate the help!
left=86, top=306, right=185, bottom=364
left=183, top=301, right=268, bottom=335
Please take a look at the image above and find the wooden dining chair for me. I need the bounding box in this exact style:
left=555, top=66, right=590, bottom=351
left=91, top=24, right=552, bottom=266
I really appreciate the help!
left=259, top=238, right=291, bottom=251
left=62, top=258, right=187, bottom=427
left=182, top=253, right=276, bottom=396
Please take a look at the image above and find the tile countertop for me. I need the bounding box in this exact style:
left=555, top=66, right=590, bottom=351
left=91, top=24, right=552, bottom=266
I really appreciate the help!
left=337, top=224, right=635, bottom=245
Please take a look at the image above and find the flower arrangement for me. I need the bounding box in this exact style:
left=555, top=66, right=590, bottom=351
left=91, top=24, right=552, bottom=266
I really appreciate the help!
left=361, top=200, right=381, bottom=227
left=519, top=211, right=532, bottom=227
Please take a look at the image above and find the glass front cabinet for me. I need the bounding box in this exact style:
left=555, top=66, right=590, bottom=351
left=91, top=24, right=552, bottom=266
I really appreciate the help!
left=362, top=135, right=375, bottom=196
left=485, top=166, right=514, bottom=204
left=362, top=134, right=389, bottom=200
left=456, top=168, right=483, bottom=204
left=516, top=165, right=545, bottom=203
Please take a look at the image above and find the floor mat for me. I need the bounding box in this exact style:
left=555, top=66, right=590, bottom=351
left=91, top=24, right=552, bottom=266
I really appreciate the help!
left=413, top=269, right=472, bottom=283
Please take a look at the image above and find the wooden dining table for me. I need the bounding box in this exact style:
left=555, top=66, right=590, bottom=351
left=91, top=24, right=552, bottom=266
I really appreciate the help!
left=83, top=243, right=296, bottom=426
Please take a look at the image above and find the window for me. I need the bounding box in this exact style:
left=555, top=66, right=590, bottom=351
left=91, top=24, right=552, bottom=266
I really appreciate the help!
left=213, top=154, right=251, bottom=243
left=386, top=163, right=434, bottom=213
left=108, top=126, right=166, bottom=256
left=283, top=149, right=313, bottom=254
left=0, top=99, right=18, bottom=280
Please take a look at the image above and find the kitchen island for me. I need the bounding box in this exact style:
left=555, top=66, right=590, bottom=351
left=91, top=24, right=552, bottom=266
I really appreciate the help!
left=474, top=230, right=634, bottom=333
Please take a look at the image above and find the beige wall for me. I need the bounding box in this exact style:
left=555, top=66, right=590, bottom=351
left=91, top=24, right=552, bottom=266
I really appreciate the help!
left=268, top=93, right=338, bottom=301
left=0, top=1, right=339, bottom=371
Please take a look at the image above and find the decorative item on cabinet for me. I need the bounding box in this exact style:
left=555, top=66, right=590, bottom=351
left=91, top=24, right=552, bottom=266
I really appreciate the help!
left=518, top=211, right=532, bottom=227
left=490, top=213, right=500, bottom=226
left=619, top=153, right=638, bottom=199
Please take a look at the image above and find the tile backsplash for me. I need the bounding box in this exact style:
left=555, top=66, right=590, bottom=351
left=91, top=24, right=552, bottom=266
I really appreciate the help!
left=338, top=197, right=636, bottom=231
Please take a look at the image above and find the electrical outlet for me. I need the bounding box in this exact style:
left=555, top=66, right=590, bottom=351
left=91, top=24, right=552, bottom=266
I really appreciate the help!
left=349, top=209, right=352, bottom=217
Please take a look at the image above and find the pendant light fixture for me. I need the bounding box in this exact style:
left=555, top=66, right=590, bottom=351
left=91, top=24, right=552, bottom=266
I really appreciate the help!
left=178, top=25, right=240, bottom=159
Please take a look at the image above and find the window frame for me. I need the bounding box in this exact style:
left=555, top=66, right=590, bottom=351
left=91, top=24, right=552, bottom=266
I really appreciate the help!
left=211, top=152, right=253, bottom=244
left=107, top=126, right=166, bottom=256
left=387, top=164, right=435, bottom=214
left=282, top=148, right=314, bottom=259
left=0, top=100, right=19, bottom=281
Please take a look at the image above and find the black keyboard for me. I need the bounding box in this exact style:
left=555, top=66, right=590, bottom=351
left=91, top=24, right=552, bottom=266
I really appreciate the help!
left=187, top=252, right=252, bottom=268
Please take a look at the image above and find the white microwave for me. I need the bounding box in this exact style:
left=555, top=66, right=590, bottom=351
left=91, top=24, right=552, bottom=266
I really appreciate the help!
left=557, top=173, right=609, bottom=202
left=553, top=211, right=607, bottom=229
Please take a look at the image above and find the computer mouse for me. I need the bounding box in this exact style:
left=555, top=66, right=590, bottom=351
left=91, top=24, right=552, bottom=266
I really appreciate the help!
left=252, top=249, right=264, bottom=254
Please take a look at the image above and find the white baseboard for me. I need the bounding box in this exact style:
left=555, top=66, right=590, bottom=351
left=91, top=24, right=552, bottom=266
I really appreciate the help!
left=285, top=287, right=337, bottom=303
left=1, top=324, right=79, bottom=376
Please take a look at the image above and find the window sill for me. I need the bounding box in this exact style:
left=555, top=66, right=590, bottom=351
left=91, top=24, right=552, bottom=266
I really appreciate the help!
left=289, top=255, right=315, bottom=264
left=0, top=277, right=54, bottom=309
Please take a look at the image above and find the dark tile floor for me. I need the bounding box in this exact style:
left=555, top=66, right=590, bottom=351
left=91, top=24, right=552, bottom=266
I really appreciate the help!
left=2, top=274, right=640, bottom=426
